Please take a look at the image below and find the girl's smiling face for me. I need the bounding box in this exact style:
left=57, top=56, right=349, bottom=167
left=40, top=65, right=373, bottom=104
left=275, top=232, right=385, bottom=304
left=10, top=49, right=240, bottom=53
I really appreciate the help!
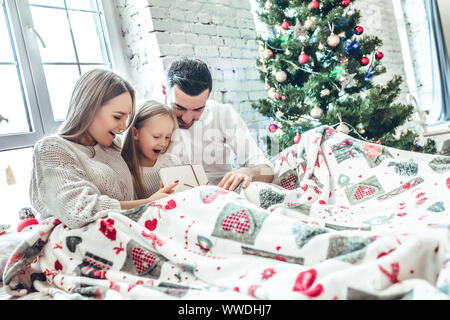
left=133, top=114, right=175, bottom=166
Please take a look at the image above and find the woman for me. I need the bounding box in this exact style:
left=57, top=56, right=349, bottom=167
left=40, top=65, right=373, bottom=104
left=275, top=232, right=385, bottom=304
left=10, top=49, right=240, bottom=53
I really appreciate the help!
left=30, top=69, right=177, bottom=229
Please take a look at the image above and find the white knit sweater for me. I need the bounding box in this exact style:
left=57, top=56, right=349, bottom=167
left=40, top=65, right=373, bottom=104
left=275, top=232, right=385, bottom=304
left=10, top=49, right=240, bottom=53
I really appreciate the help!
left=30, top=135, right=134, bottom=229
left=140, top=153, right=181, bottom=198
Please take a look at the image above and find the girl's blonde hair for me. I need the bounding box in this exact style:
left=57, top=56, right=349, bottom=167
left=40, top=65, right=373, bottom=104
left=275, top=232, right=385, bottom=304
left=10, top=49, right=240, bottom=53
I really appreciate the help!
left=59, top=69, right=136, bottom=151
left=121, top=100, right=177, bottom=199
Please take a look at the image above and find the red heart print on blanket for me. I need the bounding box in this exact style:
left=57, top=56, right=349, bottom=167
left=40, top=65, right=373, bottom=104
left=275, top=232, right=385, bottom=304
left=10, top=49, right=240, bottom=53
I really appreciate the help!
left=280, top=175, right=297, bottom=190
left=145, top=219, right=158, bottom=231
left=293, top=268, right=324, bottom=297
left=132, top=248, right=156, bottom=274
left=99, top=218, right=116, bottom=241
left=363, top=144, right=382, bottom=158
left=354, top=186, right=375, bottom=200
left=164, top=200, right=177, bottom=210
left=222, top=210, right=251, bottom=234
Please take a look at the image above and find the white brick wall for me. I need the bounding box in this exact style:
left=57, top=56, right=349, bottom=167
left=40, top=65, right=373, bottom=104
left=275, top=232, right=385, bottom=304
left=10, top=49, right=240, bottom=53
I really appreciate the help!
left=114, top=0, right=267, bottom=133
left=113, top=0, right=416, bottom=135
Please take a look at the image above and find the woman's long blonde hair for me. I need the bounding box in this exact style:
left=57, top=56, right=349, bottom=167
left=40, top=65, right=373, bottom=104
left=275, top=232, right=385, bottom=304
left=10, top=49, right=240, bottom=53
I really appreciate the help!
left=121, top=100, right=177, bottom=199
left=59, top=69, right=136, bottom=150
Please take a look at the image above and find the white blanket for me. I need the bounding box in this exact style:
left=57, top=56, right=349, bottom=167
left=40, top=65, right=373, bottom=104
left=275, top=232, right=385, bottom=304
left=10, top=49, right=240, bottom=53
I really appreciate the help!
left=3, top=126, right=450, bottom=299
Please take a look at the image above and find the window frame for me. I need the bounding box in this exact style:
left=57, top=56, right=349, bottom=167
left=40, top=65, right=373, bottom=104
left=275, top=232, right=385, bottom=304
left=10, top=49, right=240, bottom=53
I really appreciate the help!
left=0, top=0, right=123, bottom=152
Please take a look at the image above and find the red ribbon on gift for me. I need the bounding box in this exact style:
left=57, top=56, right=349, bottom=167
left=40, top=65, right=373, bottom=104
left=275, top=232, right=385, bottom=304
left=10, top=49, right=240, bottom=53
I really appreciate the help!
left=183, top=164, right=209, bottom=188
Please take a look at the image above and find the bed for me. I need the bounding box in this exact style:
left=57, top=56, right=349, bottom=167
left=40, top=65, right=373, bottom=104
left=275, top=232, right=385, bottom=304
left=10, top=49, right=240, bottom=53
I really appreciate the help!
left=2, top=126, right=449, bottom=300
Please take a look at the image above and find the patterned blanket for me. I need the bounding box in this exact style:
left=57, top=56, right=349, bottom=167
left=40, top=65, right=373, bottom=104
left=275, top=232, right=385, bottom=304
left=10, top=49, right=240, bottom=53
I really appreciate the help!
left=3, top=126, right=450, bottom=300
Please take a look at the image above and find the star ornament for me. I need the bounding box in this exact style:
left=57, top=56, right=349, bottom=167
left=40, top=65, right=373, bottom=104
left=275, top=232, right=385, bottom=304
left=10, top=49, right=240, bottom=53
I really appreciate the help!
left=340, top=73, right=357, bottom=90
left=294, top=18, right=308, bottom=39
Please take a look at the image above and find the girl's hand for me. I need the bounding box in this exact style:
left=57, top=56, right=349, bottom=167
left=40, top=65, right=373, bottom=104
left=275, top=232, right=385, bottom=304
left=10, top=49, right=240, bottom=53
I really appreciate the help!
left=148, top=180, right=179, bottom=201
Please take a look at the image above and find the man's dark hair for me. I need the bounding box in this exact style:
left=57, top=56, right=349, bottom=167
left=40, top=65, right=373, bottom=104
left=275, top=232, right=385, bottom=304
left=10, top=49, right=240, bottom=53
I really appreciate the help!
left=166, top=58, right=213, bottom=96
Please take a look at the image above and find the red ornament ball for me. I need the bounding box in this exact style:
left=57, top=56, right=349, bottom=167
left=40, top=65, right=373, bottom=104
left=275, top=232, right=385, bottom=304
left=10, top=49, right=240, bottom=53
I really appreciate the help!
left=294, top=134, right=302, bottom=144
left=281, top=20, right=291, bottom=29
left=360, top=57, right=370, bottom=66
left=341, top=0, right=351, bottom=7
left=355, top=26, right=364, bottom=35
left=269, top=124, right=278, bottom=133
left=298, top=52, right=310, bottom=64
left=309, top=1, right=320, bottom=9
left=375, top=51, right=384, bottom=60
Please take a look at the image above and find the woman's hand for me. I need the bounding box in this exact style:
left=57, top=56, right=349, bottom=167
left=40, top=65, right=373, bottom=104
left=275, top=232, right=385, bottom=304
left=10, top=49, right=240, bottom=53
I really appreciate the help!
left=148, top=180, right=179, bottom=202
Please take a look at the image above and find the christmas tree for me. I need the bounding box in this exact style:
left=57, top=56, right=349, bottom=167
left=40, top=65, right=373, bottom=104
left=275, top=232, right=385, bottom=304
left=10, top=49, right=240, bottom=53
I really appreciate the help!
left=252, top=0, right=436, bottom=154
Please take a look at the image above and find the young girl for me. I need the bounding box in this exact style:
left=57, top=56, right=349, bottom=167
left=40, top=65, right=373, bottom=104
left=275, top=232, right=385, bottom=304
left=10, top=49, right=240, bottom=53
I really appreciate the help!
left=30, top=69, right=178, bottom=229
left=122, top=100, right=181, bottom=199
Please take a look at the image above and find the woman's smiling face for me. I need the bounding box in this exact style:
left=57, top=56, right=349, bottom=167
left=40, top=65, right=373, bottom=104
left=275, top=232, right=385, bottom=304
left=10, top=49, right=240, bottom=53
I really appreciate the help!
left=82, top=92, right=133, bottom=147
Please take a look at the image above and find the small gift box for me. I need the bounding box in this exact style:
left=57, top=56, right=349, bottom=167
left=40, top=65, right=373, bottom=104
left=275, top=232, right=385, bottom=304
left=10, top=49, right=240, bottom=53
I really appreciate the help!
left=159, top=164, right=209, bottom=193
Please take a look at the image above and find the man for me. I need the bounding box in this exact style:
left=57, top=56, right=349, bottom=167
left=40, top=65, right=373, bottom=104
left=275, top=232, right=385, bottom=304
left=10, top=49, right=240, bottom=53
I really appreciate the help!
left=166, top=58, right=274, bottom=191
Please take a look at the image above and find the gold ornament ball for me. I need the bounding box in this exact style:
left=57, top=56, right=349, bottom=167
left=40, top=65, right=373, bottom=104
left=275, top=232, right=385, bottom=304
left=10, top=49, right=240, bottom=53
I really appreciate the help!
left=320, top=88, right=330, bottom=97
left=327, top=33, right=340, bottom=47
left=262, top=49, right=273, bottom=60
left=356, top=123, right=366, bottom=134
left=310, top=106, right=324, bottom=119
left=304, top=18, right=314, bottom=30
left=275, top=70, right=287, bottom=83
left=267, top=88, right=277, bottom=99
left=285, top=48, right=291, bottom=56
left=337, top=123, right=350, bottom=134
left=264, top=0, right=273, bottom=10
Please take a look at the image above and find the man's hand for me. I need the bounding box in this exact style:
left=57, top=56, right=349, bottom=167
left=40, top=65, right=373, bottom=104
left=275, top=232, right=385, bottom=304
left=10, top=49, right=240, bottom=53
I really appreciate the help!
left=218, top=165, right=274, bottom=191
left=218, top=168, right=253, bottom=191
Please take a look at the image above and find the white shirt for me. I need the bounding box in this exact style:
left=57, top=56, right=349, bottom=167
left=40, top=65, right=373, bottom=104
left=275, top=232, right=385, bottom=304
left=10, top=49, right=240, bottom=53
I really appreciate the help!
left=141, top=153, right=182, bottom=198
left=167, top=100, right=273, bottom=185
left=30, top=135, right=134, bottom=229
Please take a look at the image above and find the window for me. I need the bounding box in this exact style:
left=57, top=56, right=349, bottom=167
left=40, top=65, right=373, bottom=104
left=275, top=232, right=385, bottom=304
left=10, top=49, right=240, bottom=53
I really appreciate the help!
left=0, top=0, right=116, bottom=151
